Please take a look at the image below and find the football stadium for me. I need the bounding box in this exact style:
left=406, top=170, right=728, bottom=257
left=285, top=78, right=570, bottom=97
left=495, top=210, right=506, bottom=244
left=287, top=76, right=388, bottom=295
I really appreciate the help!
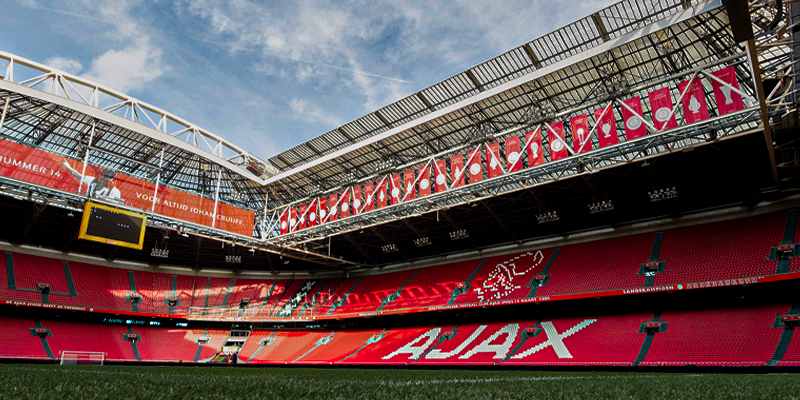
left=1, top=0, right=800, bottom=398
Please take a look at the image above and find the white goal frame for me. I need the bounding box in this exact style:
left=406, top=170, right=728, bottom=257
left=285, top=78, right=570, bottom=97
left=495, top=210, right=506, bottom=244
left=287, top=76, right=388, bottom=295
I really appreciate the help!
left=60, top=351, right=105, bottom=365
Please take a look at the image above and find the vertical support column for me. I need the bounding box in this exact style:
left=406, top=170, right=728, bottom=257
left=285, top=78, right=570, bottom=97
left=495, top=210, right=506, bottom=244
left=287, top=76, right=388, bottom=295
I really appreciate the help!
left=78, top=121, right=95, bottom=195
left=211, top=168, right=223, bottom=229
left=151, top=146, right=165, bottom=212
left=0, top=94, right=11, bottom=135
left=746, top=38, right=780, bottom=188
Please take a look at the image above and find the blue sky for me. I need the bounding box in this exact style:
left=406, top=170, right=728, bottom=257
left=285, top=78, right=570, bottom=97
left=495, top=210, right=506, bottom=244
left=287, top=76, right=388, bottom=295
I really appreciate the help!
left=2, top=0, right=615, bottom=161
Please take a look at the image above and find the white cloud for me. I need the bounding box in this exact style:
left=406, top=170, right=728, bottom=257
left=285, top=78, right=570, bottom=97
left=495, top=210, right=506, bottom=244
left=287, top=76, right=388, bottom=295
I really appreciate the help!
left=290, top=98, right=341, bottom=127
left=44, top=56, right=83, bottom=75
left=85, top=38, right=165, bottom=93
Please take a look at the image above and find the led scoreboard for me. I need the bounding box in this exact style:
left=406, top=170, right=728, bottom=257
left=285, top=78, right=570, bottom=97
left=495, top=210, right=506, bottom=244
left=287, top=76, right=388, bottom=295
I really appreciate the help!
left=78, top=202, right=147, bottom=250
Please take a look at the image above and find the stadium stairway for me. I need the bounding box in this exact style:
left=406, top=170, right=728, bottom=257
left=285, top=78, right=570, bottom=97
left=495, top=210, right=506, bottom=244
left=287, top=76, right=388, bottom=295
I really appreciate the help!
left=632, top=312, right=666, bottom=366
left=377, top=270, right=420, bottom=312
left=527, top=249, right=559, bottom=297
left=768, top=303, right=800, bottom=366
left=193, top=328, right=209, bottom=362
left=32, top=320, right=54, bottom=360
left=325, top=277, right=363, bottom=316
left=446, top=259, right=487, bottom=305
left=637, top=233, right=666, bottom=287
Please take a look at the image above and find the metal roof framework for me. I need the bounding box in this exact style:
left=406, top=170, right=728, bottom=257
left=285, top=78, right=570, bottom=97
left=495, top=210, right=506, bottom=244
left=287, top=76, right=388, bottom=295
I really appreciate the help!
left=263, top=0, right=793, bottom=249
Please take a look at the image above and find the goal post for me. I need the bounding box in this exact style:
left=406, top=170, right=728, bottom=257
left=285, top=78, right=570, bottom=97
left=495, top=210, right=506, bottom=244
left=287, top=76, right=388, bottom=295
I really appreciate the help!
left=60, top=351, right=105, bottom=365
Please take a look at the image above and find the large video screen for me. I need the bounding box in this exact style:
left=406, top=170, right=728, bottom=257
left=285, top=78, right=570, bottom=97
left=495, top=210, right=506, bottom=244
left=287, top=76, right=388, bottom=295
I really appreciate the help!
left=79, top=202, right=147, bottom=250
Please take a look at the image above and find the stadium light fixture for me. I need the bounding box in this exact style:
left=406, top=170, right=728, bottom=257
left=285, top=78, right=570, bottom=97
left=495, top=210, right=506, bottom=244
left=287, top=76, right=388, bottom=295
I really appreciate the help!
left=225, top=255, right=242, bottom=263
left=449, top=229, right=469, bottom=240
left=151, top=248, right=169, bottom=258
left=649, top=187, right=678, bottom=202
left=382, top=243, right=399, bottom=253
left=414, top=237, right=432, bottom=247
left=588, top=200, right=614, bottom=214
left=536, top=211, right=559, bottom=223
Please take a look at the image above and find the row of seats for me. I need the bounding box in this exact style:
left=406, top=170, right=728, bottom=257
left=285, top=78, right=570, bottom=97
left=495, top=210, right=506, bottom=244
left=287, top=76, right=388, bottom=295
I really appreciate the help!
left=4, top=304, right=793, bottom=366
left=0, top=210, right=793, bottom=318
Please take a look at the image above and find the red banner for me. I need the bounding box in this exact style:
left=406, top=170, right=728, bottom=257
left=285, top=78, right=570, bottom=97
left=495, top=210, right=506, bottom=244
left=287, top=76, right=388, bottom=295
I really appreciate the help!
left=712, top=66, right=744, bottom=115
left=450, top=154, right=465, bottom=188
left=340, top=189, right=350, bottom=218
left=525, top=129, right=545, bottom=167
left=377, top=178, right=388, bottom=209
left=678, top=77, right=709, bottom=124
left=352, top=186, right=362, bottom=216
left=328, top=194, right=338, bottom=222
left=418, top=165, right=431, bottom=197
left=279, top=209, right=288, bottom=235
left=403, top=169, right=416, bottom=201
left=364, top=182, right=374, bottom=212
left=620, top=96, right=647, bottom=140
left=570, top=114, right=591, bottom=154
left=486, top=142, right=503, bottom=178
left=594, top=104, right=619, bottom=148
left=297, top=204, right=307, bottom=230
left=505, top=136, right=522, bottom=172
left=390, top=174, right=402, bottom=205
left=434, top=159, right=448, bottom=192
left=648, top=87, right=677, bottom=131
left=0, top=137, right=255, bottom=236
left=467, top=148, right=482, bottom=183
left=546, top=122, right=568, bottom=161
left=289, top=207, right=298, bottom=232
left=307, top=200, right=318, bottom=228
left=319, top=197, right=328, bottom=223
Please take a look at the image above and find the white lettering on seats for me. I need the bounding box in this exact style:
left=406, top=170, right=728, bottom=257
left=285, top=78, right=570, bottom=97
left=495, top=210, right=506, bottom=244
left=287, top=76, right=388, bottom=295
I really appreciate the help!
left=511, top=319, right=596, bottom=359
left=382, top=328, right=440, bottom=360
left=426, top=326, right=486, bottom=359
left=459, top=323, right=519, bottom=360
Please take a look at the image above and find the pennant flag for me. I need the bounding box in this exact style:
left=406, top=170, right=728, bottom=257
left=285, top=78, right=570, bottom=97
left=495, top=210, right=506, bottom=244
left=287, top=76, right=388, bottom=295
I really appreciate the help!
left=279, top=209, right=288, bottom=235
left=712, top=66, right=744, bottom=115
left=328, top=193, right=338, bottom=222
left=678, top=77, right=710, bottom=124
left=352, top=186, right=362, bottom=216
left=505, top=135, right=522, bottom=172
left=570, top=114, right=591, bottom=154
left=525, top=129, right=545, bottom=167
left=403, top=169, right=416, bottom=201
left=418, top=164, right=431, bottom=197
left=547, top=121, right=568, bottom=161
left=390, top=174, right=402, bottom=205
left=297, top=203, right=307, bottom=230
left=648, top=87, right=677, bottom=131
left=620, top=96, right=647, bottom=140
left=289, top=207, right=298, bottom=232
left=377, top=178, right=388, bottom=209
left=319, top=197, right=328, bottom=223
left=594, top=104, right=619, bottom=148
left=486, top=142, right=503, bottom=178
left=364, top=182, right=375, bottom=212
left=340, top=188, right=351, bottom=218
left=307, top=200, right=318, bottom=228
left=468, top=147, right=483, bottom=183
left=434, top=159, right=448, bottom=192
left=450, top=154, right=465, bottom=188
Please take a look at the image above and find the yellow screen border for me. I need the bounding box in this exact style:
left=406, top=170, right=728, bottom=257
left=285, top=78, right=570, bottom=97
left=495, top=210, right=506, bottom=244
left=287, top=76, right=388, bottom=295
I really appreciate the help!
left=78, top=202, right=148, bottom=250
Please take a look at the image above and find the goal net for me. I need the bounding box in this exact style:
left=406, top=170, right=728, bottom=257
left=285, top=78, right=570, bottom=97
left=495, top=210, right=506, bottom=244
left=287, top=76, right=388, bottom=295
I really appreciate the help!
left=60, top=351, right=105, bottom=365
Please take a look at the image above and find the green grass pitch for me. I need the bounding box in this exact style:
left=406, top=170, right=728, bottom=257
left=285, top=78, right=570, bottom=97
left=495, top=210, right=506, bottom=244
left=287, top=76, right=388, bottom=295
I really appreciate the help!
left=0, top=365, right=799, bottom=400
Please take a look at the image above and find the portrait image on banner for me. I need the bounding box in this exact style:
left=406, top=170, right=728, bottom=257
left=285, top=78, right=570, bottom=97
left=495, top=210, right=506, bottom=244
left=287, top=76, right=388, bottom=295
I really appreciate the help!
left=712, top=66, right=745, bottom=115
left=418, top=164, right=431, bottom=197
left=594, top=104, right=619, bottom=148
left=403, top=169, right=416, bottom=201
left=677, top=77, right=709, bottom=124
left=450, top=154, right=465, bottom=188
left=648, top=87, right=677, bottom=131
left=547, top=121, right=568, bottom=161
left=434, top=159, right=448, bottom=192
left=505, top=136, right=522, bottom=172
left=569, top=114, right=591, bottom=154
left=328, top=193, right=338, bottom=222
left=339, top=189, right=350, bottom=218
left=390, top=174, right=402, bottom=205
left=467, top=148, right=483, bottom=183
left=376, top=178, right=388, bottom=209
left=486, top=142, right=503, bottom=178
left=620, top=96, right=647, bottom=140
left=363, top=182, right=375, bottom=212
left=352, top=186, right=362, bottom=216
left=525, top=129, right=545, bottom=167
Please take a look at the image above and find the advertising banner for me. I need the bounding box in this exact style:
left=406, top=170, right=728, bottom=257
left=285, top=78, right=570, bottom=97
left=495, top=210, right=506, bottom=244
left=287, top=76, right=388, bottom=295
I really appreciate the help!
left=524, top=129, right=545, bottom=167
left=467, top=147, right=483, bottom=183
left=620, top=96, right=647, bottom=140
left=363, top=182, right=374, bottom=212
left=435, top=159, right=448, bottom=192
left=486, top=142, right=503, bottom=178
left=546, top=121, right=568, bottom=161
left=505, top=135, right=522, bottom=172
left=339, top=188, right=350, bottom=218
left=569, top=114, right=591, bottom=154
left=418, top=164, right=431, bottom=197
left=307, top=200, right=318, bottom=228
left=677, top=77, right=710, bottom=124
left=390, top=174, right=402, bottom=205
left=0, top=137, right=254, bottom=236
left=327, top=193, right=338, bottom=222
left=450, top=154, right=465, bottom=188
left=403, top=169, right=416, bottom=201
left=648, top=87, right=677, bottom=131
left=377, top=178, right=388, bottom=209
left=711, top=66, right=745, bottom=115
left=352, top=186, right=362, bottom=216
